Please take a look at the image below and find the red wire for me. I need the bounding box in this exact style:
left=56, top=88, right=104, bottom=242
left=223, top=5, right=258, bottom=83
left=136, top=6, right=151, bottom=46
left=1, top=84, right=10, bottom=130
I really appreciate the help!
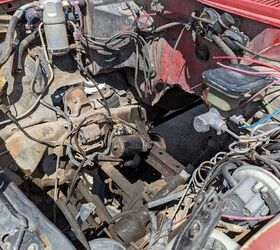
left=213, top=56, right=280, bottom=72
left=222, top=214, right=275, bottom=221
left=121, top=13, right=155, bottom=33
left=239, top=80, right=280, bottom=108
left=139, top=14, right=153, bottom=30
left=175, top=213, right=275, bottom=225
left=216, top=62, right=280, bottom=77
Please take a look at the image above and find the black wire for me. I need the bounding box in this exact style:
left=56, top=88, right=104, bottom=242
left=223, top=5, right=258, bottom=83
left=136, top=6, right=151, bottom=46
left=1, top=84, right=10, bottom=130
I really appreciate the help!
left=66, top=113, right=111, bottom=201
left=0, top=105, right=57, bottom=147
left=66, top=157, right=86, bottom=202
left=134, top=39, right=142, bottom=98
left=75, top=52, right=112, bottom=117
left=81, top=31, right=153, bottom=96
left=234, top=41, right=280, bottom=63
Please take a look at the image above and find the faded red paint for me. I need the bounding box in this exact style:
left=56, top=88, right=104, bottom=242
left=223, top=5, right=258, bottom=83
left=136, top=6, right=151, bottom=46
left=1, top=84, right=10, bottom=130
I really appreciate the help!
left=0, top=0, right=13, bottom=3
left=197, top=0, right=280, bottom=28
left=2, top=0, right=280, bottom=100
left=243, top=216, right=280, bottom=250
left=143, top=0, right=280, bottom=99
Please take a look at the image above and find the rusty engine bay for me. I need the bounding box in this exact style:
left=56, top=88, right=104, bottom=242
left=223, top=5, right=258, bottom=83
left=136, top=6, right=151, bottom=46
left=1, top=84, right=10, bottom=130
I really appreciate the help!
left=1, top=0, right=280, bottom=249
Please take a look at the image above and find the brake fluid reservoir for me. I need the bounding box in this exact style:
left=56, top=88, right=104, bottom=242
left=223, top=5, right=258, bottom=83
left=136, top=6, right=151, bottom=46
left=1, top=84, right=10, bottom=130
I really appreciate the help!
left=40, top=0, right=69, bottom=56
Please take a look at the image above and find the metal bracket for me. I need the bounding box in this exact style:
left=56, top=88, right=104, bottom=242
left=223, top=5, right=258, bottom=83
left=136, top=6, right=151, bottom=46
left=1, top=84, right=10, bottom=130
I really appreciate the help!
left=151, top=0, right=165, bottom=13
left=172, top=190, right=224, bottom=250
left=75, top=203, right=96, bottom=226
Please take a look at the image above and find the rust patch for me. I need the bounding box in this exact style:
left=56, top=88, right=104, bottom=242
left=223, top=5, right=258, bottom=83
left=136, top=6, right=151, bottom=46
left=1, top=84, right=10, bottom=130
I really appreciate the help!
left=0, top=68, right=6, bottom=94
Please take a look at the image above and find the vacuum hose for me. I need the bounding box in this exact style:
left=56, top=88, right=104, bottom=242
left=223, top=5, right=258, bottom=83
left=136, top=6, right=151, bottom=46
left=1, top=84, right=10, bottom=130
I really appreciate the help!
left=0, top=2, right=38, bottom=66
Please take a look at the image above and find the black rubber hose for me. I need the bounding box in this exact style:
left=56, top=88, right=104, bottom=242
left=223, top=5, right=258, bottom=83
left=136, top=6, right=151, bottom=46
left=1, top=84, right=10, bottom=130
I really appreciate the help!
left=0, top=8, right=26, bottom=66
left=0, top=15, right=20, bottom=66
left=0, top=2, right=38, bottom=66
left=234, top=41, right=280, bottom=63
left=56, top=198, right=90, bottom=250
left=17, top=30, right=39, bottom=71
left=221, top=163, right=238, bottom=188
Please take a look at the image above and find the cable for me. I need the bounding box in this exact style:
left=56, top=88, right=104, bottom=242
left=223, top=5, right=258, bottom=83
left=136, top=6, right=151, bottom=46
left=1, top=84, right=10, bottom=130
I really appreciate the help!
left=69, top=0, right=83, bottom=36
left=240, top=80, right=280, bottom=108
left=244, top=108, right=280, bottom=129
left=133, top=38, right=143, bottom=98
left=0, top=107, right=58, bottom=147
left=212, top=35, right=238, bottom=64
left=255, top=154, right=280, bottom=177
left=234, top=41, right=280, bottom=63
left=217, top=62, right=280, bottom=78
left=75, top=52, right=112, bottom=117
left=213, top=56, right=280, bottom=72
left=191, top=12, right=213, bottom=25
left=221, top=214, right=275, bottom=221
left=152, top=22, right=189, bottom=33
left=66, top=157, right=86, bottom=201
left=67, top=127, right=115, bottom=201
left=171, top=174, right=194, bottom=220
left=0, top=23, right=54, bottom=127
left=165, top=213, right=275, bottom=231
left=30, top=56, right=42, bottom=95
left=82, top=29, right=153, bottom=96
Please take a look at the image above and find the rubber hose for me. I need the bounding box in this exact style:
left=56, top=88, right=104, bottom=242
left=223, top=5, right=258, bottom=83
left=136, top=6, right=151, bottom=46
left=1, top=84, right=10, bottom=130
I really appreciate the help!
left=212, top=35, right=238, bottom=64
left=0, top=2, right=38, bottom=66
left=17, top=30, right=39, bottom=71
left=0, top=15, right=20, bottom=66
left=221, top=163, right=238, bottom=188
left=0, top=7, right=27, bottom=66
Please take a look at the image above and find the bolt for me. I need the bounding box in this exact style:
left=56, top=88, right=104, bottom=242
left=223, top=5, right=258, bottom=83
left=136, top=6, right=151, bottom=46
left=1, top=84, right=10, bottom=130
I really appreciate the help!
left=254, top=111, right=265, bottom=119
left=27, top=243, right=39, bottom=250
left=187, top=221, right=200, bottom=239
left=252, top=182, right=264, bottom=193
left=260, top=186, right=268, bottom=194
left=9, top=163, right=18, bottom=172
left=244, top=208, right=250, bottom=216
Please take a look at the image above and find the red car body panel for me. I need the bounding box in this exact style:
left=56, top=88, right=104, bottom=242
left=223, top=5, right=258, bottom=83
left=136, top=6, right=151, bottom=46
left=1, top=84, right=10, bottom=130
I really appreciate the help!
left=1, top=0, right=280, bottom=98
left=143, top=0, right=280, bottom=100
left=197, top=0, right=280, bottom=28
